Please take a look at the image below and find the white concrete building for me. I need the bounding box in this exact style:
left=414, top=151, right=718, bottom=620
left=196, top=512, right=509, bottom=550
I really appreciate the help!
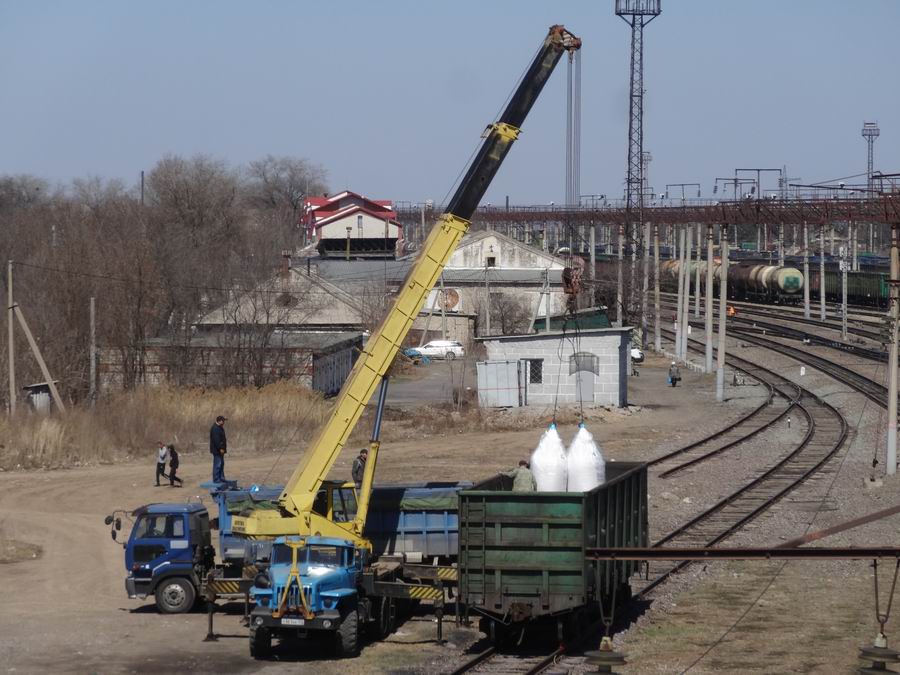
left=477, top=327, right=632, bottom=408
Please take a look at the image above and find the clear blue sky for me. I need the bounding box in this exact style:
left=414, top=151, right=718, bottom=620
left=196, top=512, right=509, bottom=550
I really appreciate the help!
left=1, top=1, right=897, bottom=204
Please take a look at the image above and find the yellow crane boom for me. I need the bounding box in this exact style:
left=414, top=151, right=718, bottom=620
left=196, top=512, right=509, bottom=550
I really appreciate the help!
left=232, top=25, right=581, bottom=543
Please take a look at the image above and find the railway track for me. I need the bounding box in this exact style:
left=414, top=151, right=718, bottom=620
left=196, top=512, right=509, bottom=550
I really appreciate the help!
left=728, top=327, right=890, bottom=408
left=451, top=333, right=851, bottom=675
left=632, top=332, right=849, bottom=599
left=647, top=380, right=802, bottom=478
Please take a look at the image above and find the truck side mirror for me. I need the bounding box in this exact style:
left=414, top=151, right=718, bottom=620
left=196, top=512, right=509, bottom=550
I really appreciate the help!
left=104, top=515, right=113, bottom=526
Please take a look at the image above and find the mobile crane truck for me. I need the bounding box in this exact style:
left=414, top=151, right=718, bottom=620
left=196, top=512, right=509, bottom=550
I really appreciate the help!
left=232, top=24, right=582, bottom=658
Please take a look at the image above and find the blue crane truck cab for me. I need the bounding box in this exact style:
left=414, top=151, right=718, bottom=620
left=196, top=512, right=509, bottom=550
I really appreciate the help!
left=249, top=536, right=366, bottom=658
left=121, top=503, right=216, bottom=614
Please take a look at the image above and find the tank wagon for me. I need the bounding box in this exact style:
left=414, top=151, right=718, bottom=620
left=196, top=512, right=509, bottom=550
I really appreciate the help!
left=722, top=263, right=803, bottom=302
left=654, top=260, right=803, bottom=303
left=458, top=461, right=647, bottom=640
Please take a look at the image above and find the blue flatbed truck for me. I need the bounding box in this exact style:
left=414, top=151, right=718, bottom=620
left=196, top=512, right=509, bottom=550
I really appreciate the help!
left=105, top=480, right=466, bottom=615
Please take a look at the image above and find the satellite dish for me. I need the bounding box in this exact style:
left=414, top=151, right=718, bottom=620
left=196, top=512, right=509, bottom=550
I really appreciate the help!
left=442, top=288, right=461, bottom=312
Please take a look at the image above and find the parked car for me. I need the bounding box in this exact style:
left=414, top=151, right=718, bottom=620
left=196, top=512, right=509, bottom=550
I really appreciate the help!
left=418, top=340, right=465, bottom=360
left=630, top=347, right=645, bottom=363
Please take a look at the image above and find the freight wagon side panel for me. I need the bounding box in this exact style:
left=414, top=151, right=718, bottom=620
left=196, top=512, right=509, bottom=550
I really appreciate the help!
left=459, top=461, right=647, bottom=623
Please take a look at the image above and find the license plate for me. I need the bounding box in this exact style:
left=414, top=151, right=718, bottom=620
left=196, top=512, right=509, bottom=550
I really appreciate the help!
left=281, top=618, right=305, bottom=626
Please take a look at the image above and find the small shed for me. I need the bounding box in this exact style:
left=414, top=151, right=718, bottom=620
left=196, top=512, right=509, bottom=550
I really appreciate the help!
left=477, top=327, right=632, bottom=408
left=22, top=381, right=58, bottom=414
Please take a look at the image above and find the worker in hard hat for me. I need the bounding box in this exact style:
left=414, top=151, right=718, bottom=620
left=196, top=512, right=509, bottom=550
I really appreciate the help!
left=502, top=460, right=536, bottom=492
left=668, top=361, right=681, bottom=387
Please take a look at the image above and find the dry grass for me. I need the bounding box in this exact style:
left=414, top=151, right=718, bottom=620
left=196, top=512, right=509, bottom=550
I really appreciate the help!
left=0, top=382, right=616, bottom=471
left=0, top=382, right=332, bottom=470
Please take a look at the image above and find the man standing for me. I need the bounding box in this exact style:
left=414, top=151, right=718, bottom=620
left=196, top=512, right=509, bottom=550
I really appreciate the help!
left=502, top=460, right=536, bottom=492
left=351, top=448, right=368, bottom=491
left=155, top=442, right=169, bottom=487
left=668, top=361, right=681, bottom=387
left=210, top=416, right=227, bottom=483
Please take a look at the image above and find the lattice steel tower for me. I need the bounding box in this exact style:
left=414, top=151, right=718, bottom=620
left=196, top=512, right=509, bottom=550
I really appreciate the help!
left=616, top=0, right=660, bottom=219
left=862, top=121, right=880, bottom=193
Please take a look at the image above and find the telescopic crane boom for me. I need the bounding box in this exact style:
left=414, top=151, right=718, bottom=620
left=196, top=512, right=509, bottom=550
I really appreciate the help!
left=232, top=25, right=581, bottom=543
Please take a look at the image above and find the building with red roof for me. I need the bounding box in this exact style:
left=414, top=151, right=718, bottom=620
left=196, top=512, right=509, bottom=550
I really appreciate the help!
left=301, top=190, right=402, bottom=258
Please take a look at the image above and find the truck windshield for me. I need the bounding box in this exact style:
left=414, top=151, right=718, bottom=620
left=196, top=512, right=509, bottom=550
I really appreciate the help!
left=133, top=514, right=184, bottom=539
left=270, top=544, right=345, bottom=567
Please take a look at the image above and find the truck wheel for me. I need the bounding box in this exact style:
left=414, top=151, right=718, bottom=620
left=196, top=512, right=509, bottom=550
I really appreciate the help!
left=154, top=577, right=195, bottom=614
left=335, top=608, right=360, bottom=657
left=249, top=626, right=272, bottom=659
left=371, top=597, right=395, bottom=638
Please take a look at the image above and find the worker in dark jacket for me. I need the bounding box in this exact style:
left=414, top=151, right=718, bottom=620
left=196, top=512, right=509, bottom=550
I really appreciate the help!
left=351, top=448, right=368, bottom=491
left=210, top=416, right=227, bottom=483
left=168, top=445, right=183, bottom=487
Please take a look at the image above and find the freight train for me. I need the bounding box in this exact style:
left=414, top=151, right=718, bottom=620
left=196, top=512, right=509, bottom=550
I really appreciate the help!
left=658, top=260, right=804, bottom=303
left=604, top=258, right=891, bottom=307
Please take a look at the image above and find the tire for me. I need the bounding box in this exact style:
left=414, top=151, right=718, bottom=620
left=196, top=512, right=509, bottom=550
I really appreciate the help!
left=154, top=577, right=196, bottom=614
left=445, top=351, right=456, bottom=361
left=249, top=626, right=272, bottom=659
left=371, top=597, right=395, bottom=639
left=335, top=608, right=360, bottom=657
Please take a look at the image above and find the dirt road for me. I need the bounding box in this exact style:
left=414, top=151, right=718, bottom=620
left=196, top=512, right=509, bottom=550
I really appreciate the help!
left=0, top=359, right=759, bottom=673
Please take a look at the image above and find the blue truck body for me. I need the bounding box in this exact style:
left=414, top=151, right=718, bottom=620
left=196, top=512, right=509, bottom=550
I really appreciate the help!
left=209, top=481, right=467, bottom=568
left=113, top=481, right=467, bottom=615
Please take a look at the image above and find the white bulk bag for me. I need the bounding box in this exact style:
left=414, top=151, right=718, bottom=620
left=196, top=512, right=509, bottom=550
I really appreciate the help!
left=530, top=424, right=568, bottom=492
left=566, top=424, right=606, bottom=492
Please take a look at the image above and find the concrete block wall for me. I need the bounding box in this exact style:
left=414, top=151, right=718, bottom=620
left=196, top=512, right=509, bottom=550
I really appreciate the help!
left=483, top=329, right=628, bottom=407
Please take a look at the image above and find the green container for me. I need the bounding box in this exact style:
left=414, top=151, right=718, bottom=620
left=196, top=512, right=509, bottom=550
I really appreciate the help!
left=458, top=461, right=648, bottom=623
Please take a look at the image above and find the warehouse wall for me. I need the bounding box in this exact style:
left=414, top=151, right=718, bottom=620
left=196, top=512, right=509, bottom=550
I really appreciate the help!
left=481, top=328, right=630, bottom=408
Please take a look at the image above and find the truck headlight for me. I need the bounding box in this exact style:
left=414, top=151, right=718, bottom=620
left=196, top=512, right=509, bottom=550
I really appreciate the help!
left=254, top=617, right=264, bottom=626
left=323, top=620, right=332, bottom=629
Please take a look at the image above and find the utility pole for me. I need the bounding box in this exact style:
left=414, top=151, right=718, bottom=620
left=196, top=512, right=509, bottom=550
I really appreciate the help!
left=484, top=266, right=491, bottom=337
left=7, top=260, right=14, bottom=415
left=653, top=222, right=661, bottom=351
left=674, top=226, right=685, bottom=359
left=589, top=224, right=596, bottom=282
left=89, top=296, right=97, bottom=407
left=820, top=223, right=826, bottom=321
left=680, top=225, right=693, bottom=360
left=716, top=224, right=729, bottom=402
left=641, top=220, right=650, bottom=349
left=803, top=221, right=811, bottom=319
left=13, top=304, right=66, bottom=413
left=886, top=221, right=899, bottom=476
left=778, top=222, right=785, bottom=267
left=439, top=275, right=447, bottom=341
left=705, top=223, right=714, bottom=373
left=840, top=245, right=848, bottom=340
left=616, top=223, right=624, bottom=327
left=694, top=223, right=701, bottom=318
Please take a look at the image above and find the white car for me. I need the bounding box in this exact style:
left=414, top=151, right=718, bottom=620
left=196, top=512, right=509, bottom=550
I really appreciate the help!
left=418, top=340, right=465, bottom=360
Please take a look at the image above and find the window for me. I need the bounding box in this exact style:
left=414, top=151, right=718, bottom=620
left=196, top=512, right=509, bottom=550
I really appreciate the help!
left=134, top=514, right=184, bottom=539
left=570, top=352, right=599, bottom=375
left=526, top=358, right=543, bottom=384
left=486, top=256, right=497, bottom=267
